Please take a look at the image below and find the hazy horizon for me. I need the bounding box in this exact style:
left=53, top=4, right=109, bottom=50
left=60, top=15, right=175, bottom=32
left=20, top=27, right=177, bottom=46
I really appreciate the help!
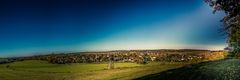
left=1, top=48, right=225, bottom=57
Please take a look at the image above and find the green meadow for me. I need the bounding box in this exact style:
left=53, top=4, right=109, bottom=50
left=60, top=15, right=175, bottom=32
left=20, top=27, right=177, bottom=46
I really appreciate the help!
left=0, top=60, right=193, bottom=80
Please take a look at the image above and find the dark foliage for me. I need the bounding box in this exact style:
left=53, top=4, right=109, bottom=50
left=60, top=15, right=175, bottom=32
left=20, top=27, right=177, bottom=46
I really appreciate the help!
left=205, top=0, right=240, bottom=50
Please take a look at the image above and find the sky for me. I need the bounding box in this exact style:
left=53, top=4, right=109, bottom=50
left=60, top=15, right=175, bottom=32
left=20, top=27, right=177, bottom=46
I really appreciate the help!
left=0, top=0, right=226, bottom=57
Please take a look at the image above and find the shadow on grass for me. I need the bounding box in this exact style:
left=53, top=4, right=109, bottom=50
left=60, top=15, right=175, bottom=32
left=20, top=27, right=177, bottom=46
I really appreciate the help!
left=134, top=59, right=240, bottom=80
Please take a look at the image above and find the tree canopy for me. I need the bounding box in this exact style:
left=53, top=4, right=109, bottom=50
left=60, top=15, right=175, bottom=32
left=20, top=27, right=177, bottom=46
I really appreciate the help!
left=205, top=0, right=240, bottom=47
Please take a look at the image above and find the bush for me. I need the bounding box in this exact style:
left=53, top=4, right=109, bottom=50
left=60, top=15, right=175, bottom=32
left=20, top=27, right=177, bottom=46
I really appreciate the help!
left=229, top=43, right=240, bottom=57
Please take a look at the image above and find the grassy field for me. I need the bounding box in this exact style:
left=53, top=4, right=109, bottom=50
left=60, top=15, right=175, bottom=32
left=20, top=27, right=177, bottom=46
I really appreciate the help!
left=0, top=60, right=194, bottom=80
left=135, top=59, right=240, bottom=80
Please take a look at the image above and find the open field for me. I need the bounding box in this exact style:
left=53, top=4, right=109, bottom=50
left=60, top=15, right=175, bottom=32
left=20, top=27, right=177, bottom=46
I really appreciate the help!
left=0, top=60, right=196, bottom=80
left=0, top=50, right=228, bottom=80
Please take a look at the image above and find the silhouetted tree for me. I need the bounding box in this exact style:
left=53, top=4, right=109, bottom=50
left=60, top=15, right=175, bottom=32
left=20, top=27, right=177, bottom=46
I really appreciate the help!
left=205, top=0, right=240, bottom=54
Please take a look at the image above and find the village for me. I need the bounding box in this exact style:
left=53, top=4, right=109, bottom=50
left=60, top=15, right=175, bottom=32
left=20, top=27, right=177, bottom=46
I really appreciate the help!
left=0, top=49, right=225, bottom=64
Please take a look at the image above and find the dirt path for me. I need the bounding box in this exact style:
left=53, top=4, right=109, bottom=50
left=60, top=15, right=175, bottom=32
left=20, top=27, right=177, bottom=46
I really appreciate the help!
left=135, top=59, right=240, bottom=80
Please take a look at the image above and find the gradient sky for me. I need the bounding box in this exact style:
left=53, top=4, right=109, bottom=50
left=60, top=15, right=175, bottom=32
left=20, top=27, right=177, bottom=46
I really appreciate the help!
left=0, top=0, right=226, bottom=57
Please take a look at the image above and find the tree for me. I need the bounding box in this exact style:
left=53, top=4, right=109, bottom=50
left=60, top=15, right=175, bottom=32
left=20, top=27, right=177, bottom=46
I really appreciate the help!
left=205, top=0, right=240, bottom=54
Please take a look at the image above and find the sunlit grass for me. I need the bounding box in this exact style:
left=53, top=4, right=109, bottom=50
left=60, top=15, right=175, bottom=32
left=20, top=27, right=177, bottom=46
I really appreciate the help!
left=0, top=60, right=192, bottom=80
left=5, top=60, right=143, bottom=73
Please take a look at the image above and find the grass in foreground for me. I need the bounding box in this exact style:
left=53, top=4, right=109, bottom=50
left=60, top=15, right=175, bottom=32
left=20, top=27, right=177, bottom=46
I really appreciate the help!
left=0, top=60, right=194, bottom=80
left=135, top=59, right=240, bottom=80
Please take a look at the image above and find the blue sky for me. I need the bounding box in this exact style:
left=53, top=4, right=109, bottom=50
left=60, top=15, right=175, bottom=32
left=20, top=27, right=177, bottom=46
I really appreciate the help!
left=0, top=0, right=225, bottom=57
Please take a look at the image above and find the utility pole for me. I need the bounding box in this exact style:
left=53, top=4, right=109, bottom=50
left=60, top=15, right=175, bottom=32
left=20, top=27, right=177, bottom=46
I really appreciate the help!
left=107, top=53, right=114, bottom=69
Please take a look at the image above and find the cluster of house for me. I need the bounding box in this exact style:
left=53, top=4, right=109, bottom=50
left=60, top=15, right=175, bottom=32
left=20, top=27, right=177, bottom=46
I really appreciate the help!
left=15, top=50, right=224, bottom=64
left=0, top=50, right=225, bottom=64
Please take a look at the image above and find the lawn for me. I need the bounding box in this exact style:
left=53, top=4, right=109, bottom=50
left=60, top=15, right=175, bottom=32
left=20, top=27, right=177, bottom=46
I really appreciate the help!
left=135, top=59, right=240, bottom=80
left=0, top=60, right=193, bottom=80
